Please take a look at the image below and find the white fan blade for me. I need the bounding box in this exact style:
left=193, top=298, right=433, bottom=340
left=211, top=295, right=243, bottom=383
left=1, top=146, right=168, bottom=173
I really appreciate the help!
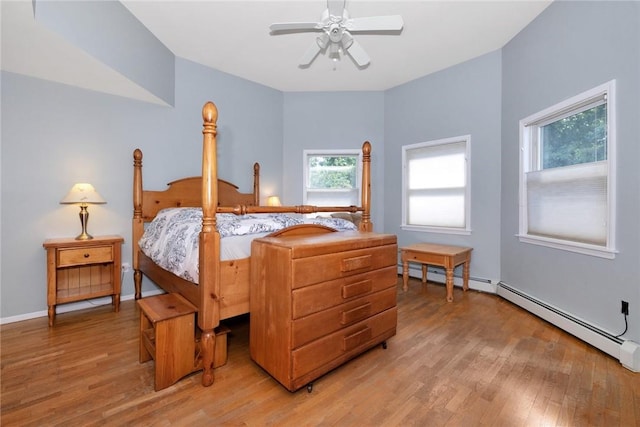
left=327, top=0, right=345, bottom=19
left=345, top=15, right=404, bottom=32
left=345, top=38, right=370, bottom=67
left=270, top=22, right=322, bottom=32
left=299, top=40, right=323, bottom=66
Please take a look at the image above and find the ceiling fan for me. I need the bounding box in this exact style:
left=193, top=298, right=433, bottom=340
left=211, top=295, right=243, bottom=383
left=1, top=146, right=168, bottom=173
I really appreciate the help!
left=269, top=0, right=404, bottom=68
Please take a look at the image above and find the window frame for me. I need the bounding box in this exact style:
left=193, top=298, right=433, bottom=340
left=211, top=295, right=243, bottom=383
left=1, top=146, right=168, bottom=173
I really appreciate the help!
left=518, top=80, right=617, bottom=259
left=302, top=149, right=362, bottom=208
left=401, top=135, right=471, bottom=235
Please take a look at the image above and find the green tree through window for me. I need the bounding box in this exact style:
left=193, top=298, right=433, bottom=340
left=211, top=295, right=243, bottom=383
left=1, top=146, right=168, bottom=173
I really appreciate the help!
left=308, top=156, right=357, bottom=189
left=541, top=104, right=607, bottom=169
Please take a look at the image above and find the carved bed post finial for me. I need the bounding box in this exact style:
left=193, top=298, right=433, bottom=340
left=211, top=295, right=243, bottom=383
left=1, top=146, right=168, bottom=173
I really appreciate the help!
left=360, top=141, right=372, bottom=231
left=202, top=101, right=218, bottom=126
left=133, top=149, right=143, bottom=219
left=201, top=102, right=218, bottom=233
left=253, top=163, right=260, bottom=206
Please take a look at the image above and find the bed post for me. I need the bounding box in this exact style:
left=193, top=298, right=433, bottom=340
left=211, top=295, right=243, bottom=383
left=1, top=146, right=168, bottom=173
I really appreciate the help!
left=360, top=141, right=373, bottom=232
left=253, top=162, right=260, bottom=206
left=132, top=149, right=144, bottom=299
left=199, top=101, right=220, bottom=387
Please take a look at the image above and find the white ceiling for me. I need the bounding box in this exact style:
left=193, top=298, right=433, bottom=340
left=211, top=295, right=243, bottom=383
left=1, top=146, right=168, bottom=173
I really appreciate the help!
left=2, top=0, right=552, bottom=96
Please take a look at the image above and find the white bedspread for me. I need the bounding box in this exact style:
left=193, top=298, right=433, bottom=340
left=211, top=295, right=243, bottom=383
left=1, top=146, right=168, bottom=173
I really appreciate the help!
left=138, top=208, right=357, bottom=283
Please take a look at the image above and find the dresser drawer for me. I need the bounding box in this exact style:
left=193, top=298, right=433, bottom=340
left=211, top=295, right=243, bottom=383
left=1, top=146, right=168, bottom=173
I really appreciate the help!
left=291, top=244, right=397, bottom=288
left=291, top=307, right=397, bottom=380
left=292, top=287, right=396, bottom=348
left=58, top=246, right=114, bottom=267
left=291, top=266, right=397, bottom=319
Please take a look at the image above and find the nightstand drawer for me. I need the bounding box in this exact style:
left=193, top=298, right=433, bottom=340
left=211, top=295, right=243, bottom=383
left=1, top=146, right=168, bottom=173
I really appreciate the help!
left=58, top=245, right=113, bottom=267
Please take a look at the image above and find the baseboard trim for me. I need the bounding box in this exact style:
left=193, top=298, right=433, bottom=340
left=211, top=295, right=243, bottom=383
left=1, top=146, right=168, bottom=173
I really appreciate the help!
left=397, top=264, right=498, bottom=294
left=497, top=282, right=639, bottom=372
left=0, top=289, right=165, bottom=325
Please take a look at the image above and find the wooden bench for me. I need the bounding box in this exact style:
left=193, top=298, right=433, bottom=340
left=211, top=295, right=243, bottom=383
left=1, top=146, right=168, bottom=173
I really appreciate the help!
left=138, top=293, right=229, bottom=391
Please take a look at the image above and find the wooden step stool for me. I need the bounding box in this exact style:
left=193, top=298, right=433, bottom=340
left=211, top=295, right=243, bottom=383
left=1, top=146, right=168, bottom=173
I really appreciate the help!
left=138, top=293, right=229, bottom=391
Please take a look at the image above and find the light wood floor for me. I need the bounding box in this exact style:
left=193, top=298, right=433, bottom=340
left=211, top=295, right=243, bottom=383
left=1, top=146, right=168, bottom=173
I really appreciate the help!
left=2, top=277, right=638, bottom=426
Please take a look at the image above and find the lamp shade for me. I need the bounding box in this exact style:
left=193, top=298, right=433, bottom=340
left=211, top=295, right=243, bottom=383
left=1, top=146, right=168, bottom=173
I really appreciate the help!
left=60, top=183, right=106, bottom=205
left=266, top=196, right=282, bottom=207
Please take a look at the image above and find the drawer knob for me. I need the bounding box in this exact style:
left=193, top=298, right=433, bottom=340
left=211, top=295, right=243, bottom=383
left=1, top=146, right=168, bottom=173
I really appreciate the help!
left=84, top=253, right=90, bottom=258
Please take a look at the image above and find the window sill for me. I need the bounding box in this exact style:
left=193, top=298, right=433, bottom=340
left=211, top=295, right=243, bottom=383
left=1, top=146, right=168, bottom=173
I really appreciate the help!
left=517, top=234, right=617, bottom=259
left=402, top=225, right=471, bottom=235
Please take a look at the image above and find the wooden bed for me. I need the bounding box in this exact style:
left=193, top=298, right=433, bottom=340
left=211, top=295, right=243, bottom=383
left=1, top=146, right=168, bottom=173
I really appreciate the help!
left=132, top=101, right=374, bottom=387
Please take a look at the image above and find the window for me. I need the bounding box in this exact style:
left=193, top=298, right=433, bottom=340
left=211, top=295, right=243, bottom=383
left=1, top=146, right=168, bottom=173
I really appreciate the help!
left=303, top=150, right=361, bottom=208
left=402, top=135, right=471, bottom=234
left=519, top=80, right=616, bottom=258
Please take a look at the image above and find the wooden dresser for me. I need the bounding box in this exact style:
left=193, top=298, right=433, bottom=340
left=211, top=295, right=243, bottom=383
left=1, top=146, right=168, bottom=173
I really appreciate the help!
left=250, top=231, right=398, bottom=392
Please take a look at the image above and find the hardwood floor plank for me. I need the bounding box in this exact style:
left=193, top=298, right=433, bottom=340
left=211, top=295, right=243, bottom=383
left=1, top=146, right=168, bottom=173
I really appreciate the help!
left=2, top=277, right=638, bottom=426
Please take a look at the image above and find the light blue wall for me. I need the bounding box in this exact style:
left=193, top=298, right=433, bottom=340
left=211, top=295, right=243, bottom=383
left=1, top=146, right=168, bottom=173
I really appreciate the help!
left=0, top=58, right=282, bottom=319
left=384, top=50, right=503, bottom=283
left=34, top=0, right=175, bottom=106
left=500, top=1, right=640, bottom=342
left=282, top=92, right=386, bottom=231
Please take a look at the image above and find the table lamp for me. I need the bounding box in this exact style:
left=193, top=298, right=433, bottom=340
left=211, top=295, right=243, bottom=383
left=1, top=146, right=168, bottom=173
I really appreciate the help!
left=60, top=183, right=106, bottom=240
left=267, top=196, right=282, bottom=207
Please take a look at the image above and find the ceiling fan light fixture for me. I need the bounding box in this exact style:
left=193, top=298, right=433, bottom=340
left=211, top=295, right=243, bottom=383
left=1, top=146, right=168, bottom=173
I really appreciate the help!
left=329, top=42, right=340, bottom=56
left=316, top=34, right=329, bottom=50
left=341, top=32, right=353, bottom=50
left=269, top=0, right=403, bottom=69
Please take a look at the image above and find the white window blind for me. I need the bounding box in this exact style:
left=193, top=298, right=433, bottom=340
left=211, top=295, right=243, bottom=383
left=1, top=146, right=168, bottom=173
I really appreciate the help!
left=305, top=188, right=359, bottom=207
left=527, top=161, right=607, bottom=245
left=403, top=136, right=470, bottom=232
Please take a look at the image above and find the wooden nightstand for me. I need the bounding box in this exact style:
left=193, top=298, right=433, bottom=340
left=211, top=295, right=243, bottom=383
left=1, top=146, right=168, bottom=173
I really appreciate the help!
left=43, top=235, right=124, bottom=326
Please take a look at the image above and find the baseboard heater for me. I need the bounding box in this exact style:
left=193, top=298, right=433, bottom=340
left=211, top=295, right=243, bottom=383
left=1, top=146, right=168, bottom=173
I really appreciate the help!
left=497, top=282, right=639, bottom=372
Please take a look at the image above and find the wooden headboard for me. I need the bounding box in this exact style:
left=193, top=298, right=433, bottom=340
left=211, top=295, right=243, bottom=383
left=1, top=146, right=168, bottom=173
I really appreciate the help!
left=132, top=149, right=260, bottom=223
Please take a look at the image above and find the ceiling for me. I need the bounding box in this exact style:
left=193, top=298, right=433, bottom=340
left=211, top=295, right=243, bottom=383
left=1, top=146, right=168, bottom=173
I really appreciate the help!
left=2, top=1, right=552, bottom=96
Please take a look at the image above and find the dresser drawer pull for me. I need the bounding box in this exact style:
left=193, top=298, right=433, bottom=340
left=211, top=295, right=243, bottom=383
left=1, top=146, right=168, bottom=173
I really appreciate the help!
left=341, top=255, right=372, bottom=272
left=342, top=327, right=372, bottom=351
left=342, top=280, right=372, bottom=299
left=341, top=303, right=372, bottom=325
left=84, top=253, right=90, bottom=258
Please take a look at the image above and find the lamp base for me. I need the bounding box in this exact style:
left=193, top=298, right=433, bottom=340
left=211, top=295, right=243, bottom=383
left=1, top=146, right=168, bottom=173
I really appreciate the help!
left=76, top=205, right=94, bottom=240
left=75, top=232, right=94, bottom=241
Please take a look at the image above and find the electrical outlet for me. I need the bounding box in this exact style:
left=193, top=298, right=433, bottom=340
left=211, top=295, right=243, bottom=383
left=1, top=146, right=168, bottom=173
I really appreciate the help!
left=122, top=262, right=132, bottom=273
left=621, top=300, right=629, bottom=316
